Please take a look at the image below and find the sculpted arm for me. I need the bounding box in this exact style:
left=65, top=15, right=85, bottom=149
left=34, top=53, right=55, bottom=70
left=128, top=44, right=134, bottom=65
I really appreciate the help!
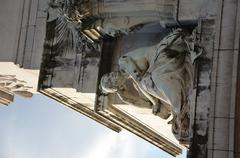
left=117, top=83, right=152, bottom=109
left=119, top=56, right=142, bottom=82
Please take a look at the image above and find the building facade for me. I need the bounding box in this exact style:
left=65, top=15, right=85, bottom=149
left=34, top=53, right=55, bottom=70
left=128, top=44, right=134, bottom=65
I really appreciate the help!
left=0, top=0, right=239, bottom=158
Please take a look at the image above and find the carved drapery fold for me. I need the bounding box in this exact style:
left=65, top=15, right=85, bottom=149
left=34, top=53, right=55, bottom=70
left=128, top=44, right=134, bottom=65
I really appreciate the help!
left=100, top=28, right=202, bottom=143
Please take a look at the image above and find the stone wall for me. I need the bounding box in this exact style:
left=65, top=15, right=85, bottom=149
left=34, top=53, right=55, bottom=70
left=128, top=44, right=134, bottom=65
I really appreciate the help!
left=0, top=0, right=48, bottom=69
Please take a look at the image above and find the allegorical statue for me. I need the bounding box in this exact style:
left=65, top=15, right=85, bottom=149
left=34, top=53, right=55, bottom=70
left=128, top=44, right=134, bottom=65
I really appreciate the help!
left=101, top=29, right=201, bottom=142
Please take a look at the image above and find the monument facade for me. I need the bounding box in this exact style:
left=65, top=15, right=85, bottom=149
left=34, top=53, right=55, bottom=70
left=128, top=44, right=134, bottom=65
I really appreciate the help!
left=0, top=0, right=240, bottom=158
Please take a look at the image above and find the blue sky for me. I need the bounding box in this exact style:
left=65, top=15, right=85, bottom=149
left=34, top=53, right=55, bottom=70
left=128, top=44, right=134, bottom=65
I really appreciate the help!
left=0, top=94, right=186, bottom=158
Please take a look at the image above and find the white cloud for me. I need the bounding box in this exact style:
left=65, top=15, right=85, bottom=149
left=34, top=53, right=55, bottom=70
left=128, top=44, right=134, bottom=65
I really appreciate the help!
left=1, top=95, right=177, bottom=158
left=77, top=130, right=149, bottom=158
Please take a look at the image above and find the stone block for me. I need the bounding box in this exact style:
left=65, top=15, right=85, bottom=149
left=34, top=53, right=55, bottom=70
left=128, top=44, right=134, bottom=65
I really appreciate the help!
left=214, top=84, right=231, bottom=117
left=213, top=150, right=229, bottom=158
left=207, top=149, right=213, bottom=158
left=38, top=0, right=48, bottom=12
left=228, top=118, right=235, bottom=151
left=21, top=0, right=31, bottom=28
left=213, top=118, right=229, bottom=150
left=30, top=18, right=46, bottom=69
left=214, top=0, right=238, bottom=50
left=16, top=27, right=27, bottom=66
left=28, top=0, right=39, bottom=26
left=179, top=0, right=216, bottom=20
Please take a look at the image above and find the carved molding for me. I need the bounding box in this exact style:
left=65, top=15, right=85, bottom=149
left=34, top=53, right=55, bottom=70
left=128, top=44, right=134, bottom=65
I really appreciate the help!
left=0, top=75, right=33, bottom=106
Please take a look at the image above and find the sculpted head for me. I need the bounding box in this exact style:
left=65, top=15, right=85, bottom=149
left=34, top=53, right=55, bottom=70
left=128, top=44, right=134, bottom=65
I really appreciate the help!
left=100, top=71, right=128, bottom=93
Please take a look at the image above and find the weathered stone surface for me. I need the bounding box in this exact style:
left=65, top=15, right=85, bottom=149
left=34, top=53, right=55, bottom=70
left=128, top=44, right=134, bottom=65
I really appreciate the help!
left=100, top=29, right=202, bottom=143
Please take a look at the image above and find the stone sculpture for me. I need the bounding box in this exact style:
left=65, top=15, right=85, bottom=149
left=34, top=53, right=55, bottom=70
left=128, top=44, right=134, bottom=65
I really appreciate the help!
left=47, top=0, right=202, bottom=142
left=101, top=29, right=201, bottom=142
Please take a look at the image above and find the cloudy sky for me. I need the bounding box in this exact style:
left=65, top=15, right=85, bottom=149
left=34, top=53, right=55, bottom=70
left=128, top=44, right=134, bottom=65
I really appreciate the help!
left=0, top=94, right=186, bottom=158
